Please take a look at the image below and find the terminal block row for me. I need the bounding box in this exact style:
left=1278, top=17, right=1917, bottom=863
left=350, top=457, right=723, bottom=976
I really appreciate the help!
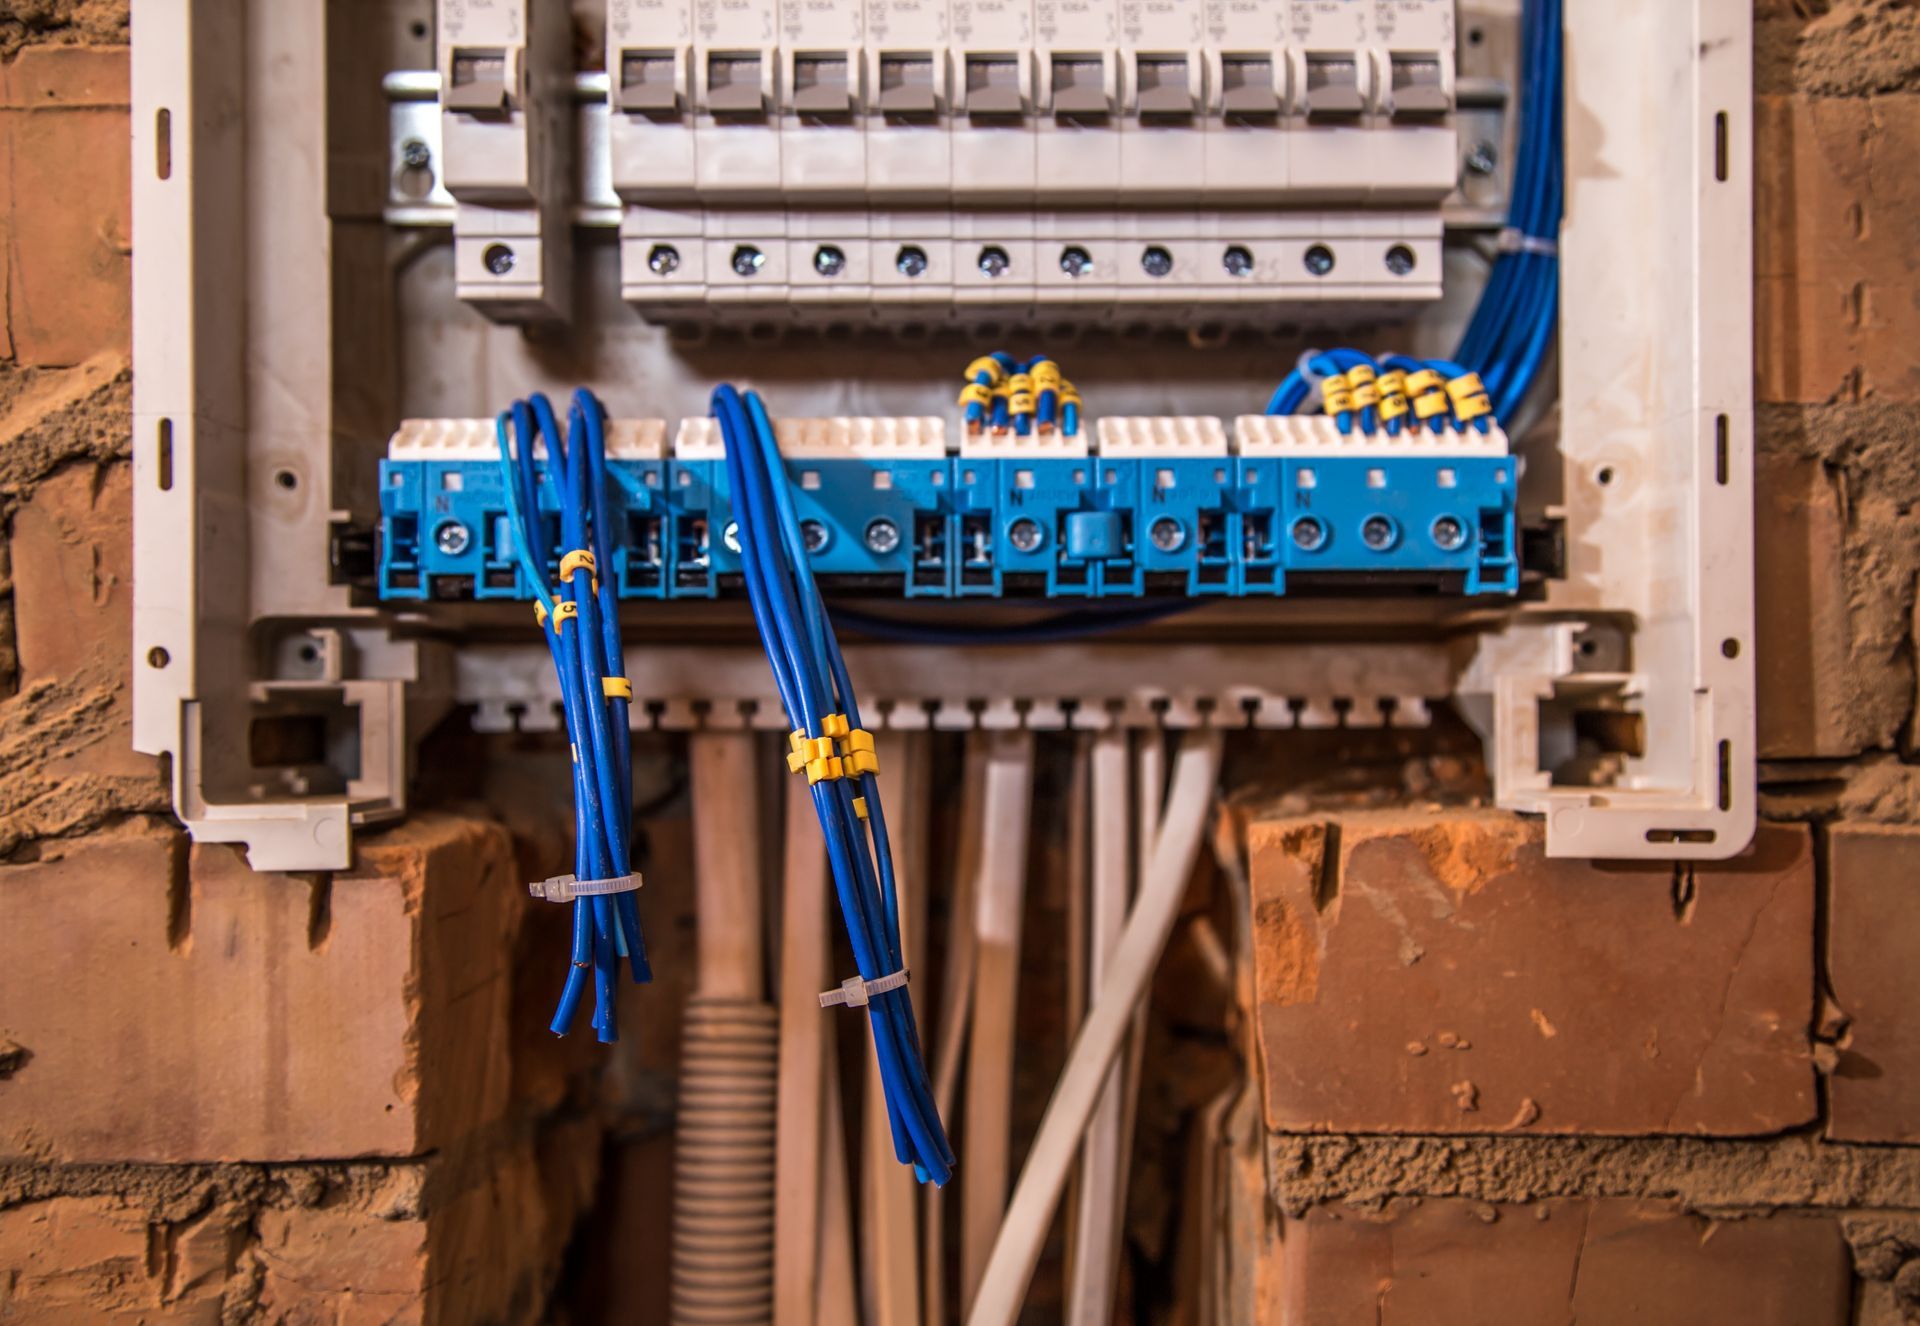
left=378, top=414, right=1517, bottom=602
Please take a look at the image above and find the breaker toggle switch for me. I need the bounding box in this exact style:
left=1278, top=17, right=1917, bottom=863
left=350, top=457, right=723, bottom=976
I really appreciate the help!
left=617, top=48, right=685, bottom=114
left=1387, top=51, right=1451, bottom=117
left=1303, top=52, right=1368, bottom=118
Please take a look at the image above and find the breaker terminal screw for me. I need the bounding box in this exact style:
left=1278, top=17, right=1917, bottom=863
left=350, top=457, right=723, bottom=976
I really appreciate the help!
left=434, top=520, right=472, bottom=557
left=482, top=243, right=515, bottom=276
left=731, top=245, right=766, bottom=277
left=1465, top=139, right=1498, bottom=175
left=864, top=518, right=902, bottom=555
left=1222, top=245, right=1254, bottom=278
left=896, top=245, right=930, bottom=277
left=1059, top=246, right=1094, bottom=278
left=648, top=244, right=681, bottom=276
left=977, top=245, right=1012, bottom=278
left=1303, top=244, right=1335, bottom=277
left=813, top=244, right=847, bottom=277
left=1007, top=518, right=1045, bottom=553
left=1140, top=245, right=1174, bottom=278
left=399, top=137, right=432, bottom=171
left=1385, top=244, right=1417, bottom=276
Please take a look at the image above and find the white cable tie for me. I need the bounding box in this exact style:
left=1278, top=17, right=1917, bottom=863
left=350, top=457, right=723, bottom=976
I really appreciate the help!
left=528, top=871, right=643, bottom=903
left=1496, top=227, right=1558, bottom=257
left=819, top=967, right=910, bottom=1010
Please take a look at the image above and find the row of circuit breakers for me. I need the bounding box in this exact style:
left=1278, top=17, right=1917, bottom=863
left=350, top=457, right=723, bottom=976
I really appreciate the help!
left=430, top=0, right=1461, bottom=321
left=377, top=414, right=1518, bottom=601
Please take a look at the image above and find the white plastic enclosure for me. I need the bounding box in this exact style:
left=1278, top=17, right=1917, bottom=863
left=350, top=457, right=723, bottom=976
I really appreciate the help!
left=130, top=0, right=1755, bottom=871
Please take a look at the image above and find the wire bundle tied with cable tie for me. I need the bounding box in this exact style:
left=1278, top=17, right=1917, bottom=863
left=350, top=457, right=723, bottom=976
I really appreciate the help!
left=496, top=389, right=651, bottom=1044
left=711, top=382, right=956, bottom=1187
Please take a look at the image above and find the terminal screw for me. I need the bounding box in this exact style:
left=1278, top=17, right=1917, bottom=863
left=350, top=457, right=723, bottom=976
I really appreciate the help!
left=434, top=520, right=472, bottom=556
left=482, top=243, right=515, bottom=276
left=801, top=519, right=831, bottom=553
left=1361, top=515, right=1399, bottom=550
left=1290, top=516, right=1327, bottom=551
left=1140, top=245, right=1174, bottom=278
left=648, top=244, right=681, bottom=276
left=977, top=245, right=1012, bottom=278
left=1222, top=245, right=1255, bottom=278
left=399, top=137, right=432, bottom=170
left=1059, top=245, right=1094, bottom=278
left=1385, top=244, right=1417, bottom=276
left=1430, top=515, right=1467, bottom=551
left=731, top=245, right=766, bottom=278
left=864, top=518, right=902, bottom=555
left=1007, top=517, right=1045, bottom=553
left=813, top=245, right=847, bottom=277
left=1303, top=244, right=1335, bottom=277
left=1148, top=517, right=1186, bottom=552
left=895, top=245, right=930, bottom=278
left=1465, top=139, right=1498, bottom=176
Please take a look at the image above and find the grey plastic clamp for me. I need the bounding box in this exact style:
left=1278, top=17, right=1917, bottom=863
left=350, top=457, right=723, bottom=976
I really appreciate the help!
left=528, top=871, right=643, bottom=903
left=819, top=967, right=910, bottom=1009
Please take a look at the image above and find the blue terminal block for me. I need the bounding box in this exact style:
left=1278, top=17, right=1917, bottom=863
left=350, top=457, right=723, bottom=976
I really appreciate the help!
left=376, top=415, right=1522, bottom=602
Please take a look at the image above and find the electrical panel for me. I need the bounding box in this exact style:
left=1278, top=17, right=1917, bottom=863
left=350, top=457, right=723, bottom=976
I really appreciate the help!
left=131, top=0, right=1758, bottom=880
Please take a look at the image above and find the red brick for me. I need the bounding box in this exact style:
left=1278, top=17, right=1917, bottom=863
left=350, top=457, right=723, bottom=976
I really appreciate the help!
left=0, top=812, right=517, bottom=1162
left=1249, top=811, right=1816, bottom=1136
left=1270, top=1200, right=1850, bottom=1326
left=0, top=47, right=131, bottom=367
left=1756, top=94, right=1920, bottom=404
left=1827, top=823, right=1920, bottom=1144
left=0, top=1196, right=226, bottom=1323
left=1754, top=449, right=1857, bottom=759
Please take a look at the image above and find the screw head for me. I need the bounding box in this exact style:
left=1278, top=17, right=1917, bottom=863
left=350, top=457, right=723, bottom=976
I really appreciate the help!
left=1465, top=139, right=1498, bottom=176
left=399, top=137, right=432, bottom=170
left=722, top=521, right=741, bottom=553
left=800, top=519, right=830, bottom=553
left=1385, top=244, right=1417, bottom=276
left=433, top=520, right=472, bottom=557
left=977, top=245, right=1012, bottom=278
left=482, top=243, right=516, bottom=276
left=1059, top=245, right=1094, bottom=279
left=864, top=517, right=902, bottom=555
left=1222, top=245, right=1255, bottom=278
left=1361, top=514, right=1399, bottom=550
left=1148, top=516, right=1186, bottom=552
left=813, top=244, right=847, bottom=277
left=647, top=243, right=681, bottom=276
left=1303, top=244, right=1335, bottom=277
left=1007, top=517, right=1045, bottom=553
left=731, top=245, right=766, bottom=278
left=1290, top=516, right=1327, bottom=551
left=895, top=245, right=930, bottom=278
left=1140, top=245, right=1174, bottom=278
left=1430, top=515, right=1467, bottom=551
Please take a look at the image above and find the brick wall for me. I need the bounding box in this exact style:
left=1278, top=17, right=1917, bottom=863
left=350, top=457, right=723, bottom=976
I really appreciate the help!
left=0, top=28, right=600, bottom=1322
left=1235, top=5, right=1920, bottom=1321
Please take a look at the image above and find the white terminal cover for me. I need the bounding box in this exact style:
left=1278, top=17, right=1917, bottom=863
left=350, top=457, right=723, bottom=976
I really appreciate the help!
left=1233, top=414, right=1510, bottom=458
left=387, top=417, right=670, bottom=461
left=1095, top=416, right=1230, bottom=458
left=958, top=421, right=1092, bottom=459
left=673, top=415, right=949, bottom=460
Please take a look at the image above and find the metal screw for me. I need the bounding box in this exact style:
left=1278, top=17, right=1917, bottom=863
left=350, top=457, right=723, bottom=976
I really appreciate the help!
left=433, top=520, right=472, bottom=556
left=1222, top=245, right=1254, bottom=278
left=1149, top=517, right=1186, bottom=552
left=731, top=245, right=766, bottom=277
left=977, top=245, right=1012, bottom=278
left=1385, top=244, right=1417, bottom=276
left=896, top=245, right=930, bottom=278
left=1465, top=139, right=1498, bottom=176
left=399, top=137, right=432, bottom=170
left=1361, top=515, right=1398, bottom=550
left=813, top=244, right=847, bottom=277
left=1303, top=244, right=1335, bottom=277
left=1140, top=245, right=1174, bottom=278
left=482, top=243, right=515, bottom=276
left=648, top=244, right=681, bottom=276
left=801, top=519, right=830, bottom=553
left=1059, top=245, right=1094, bottom=278
left=722, top=521, right=741, bottom=553
left=1290, top=516, right=1327, bottom=551
left=864, top=517, right=902, bottom=555
left=1007, top=518, right=1044, bottom=553
left=1430, top=515, right=1467, bottom=551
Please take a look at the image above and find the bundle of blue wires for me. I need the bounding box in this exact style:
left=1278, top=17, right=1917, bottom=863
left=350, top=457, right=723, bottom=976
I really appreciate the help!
left=496, top=390, right=652, bottom=1044
left=1452, top=0, right=1562, bottom=421
left=712, top=383, right=956, bottom=1186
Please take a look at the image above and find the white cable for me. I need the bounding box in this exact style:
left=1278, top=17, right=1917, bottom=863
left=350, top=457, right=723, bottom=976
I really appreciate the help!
left=964, top=729, right=1223, bottom=1326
